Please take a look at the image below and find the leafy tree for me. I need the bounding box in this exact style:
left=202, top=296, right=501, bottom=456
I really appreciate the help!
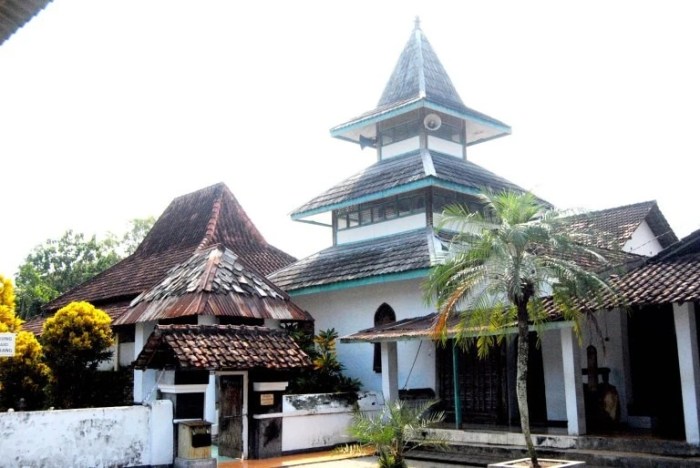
left=41, top=301, right=114, bottom=408
left=15, top=217, right=154, bottom=318
left=285, top=326, right=361, bottom=394
left=345, top=399, right=446, bottom=468
left=119, top=216, right=156, bottom=256
left=0, top=275, right=50, bottom=410
left=424, top=191, right=613, bottom=467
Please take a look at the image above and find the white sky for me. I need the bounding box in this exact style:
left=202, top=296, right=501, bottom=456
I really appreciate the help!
left=1, top=1, right=699, bottom=278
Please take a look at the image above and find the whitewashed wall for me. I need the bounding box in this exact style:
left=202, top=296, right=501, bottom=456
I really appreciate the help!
left=0, top=400, right=173, bottom=468
left=282, top=391, right=383, bottom=452
left=541, top=309, right=629, bottom=424
left=292, top=278, right=436, bottom=395
left=624, top=220, right=664, bottom=257
left=336, top=215, right=426, bottom=245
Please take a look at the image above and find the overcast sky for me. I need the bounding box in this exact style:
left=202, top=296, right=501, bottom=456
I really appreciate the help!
left=1, top=1, right=698, bottom=277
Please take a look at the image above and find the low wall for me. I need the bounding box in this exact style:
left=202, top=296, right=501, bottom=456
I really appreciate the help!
left=281, top=391, right=383, bottom=452
left=0, top=400, right=173, bottom=468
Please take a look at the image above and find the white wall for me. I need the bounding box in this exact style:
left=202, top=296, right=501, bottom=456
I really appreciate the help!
left=336, top=214, right=426, bottom=244
left=282, top=391, right=383, bottom=452
left=427, top=136, right=462, bottom=157
left=623, top=221, right=664, bottom=257
left=381, top=136, right=420, bottom=159
left=292, top=278, right=436, bottom=394
left=541, top=309, right=630, bottom=424
left=0, top=400, right=173, bottom=468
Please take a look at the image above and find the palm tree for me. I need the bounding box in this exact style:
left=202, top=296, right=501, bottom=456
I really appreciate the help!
left=346, top=399, right=446, bottom=468
left=425, top=191, right=614, bottom=468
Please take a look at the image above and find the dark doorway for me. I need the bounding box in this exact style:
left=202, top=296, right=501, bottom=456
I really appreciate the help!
left=437, top=340, right=507, bottom=423
left=628, top=305, right=685, bottom=439
left=218, top=375, right=244, bottom=458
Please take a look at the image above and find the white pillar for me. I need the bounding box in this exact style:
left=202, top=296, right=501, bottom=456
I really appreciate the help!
left=381, top=341, right=399, bottom=404
left=133, top=321, right=156, bottom=403
left=673, top=302, right=700, bottom=445
left=205, top=372, right=217, bottom=425
left=561, top=326, right=586, bottom=435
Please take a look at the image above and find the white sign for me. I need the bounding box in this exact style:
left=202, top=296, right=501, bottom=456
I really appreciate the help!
left=0, top=333, right=16, bottom=357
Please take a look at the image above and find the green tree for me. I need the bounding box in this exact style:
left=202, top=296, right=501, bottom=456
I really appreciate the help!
left=424, top=191, right=613, bottom=467
left=0, top=275, right=50, bottom=410
left=346, top=399, right=446, bottom=468
left=41, top=301, right=114, bottom=408
left=14, top=217, right=154, bottom=318
left=119, top=216, right=155, bottom=256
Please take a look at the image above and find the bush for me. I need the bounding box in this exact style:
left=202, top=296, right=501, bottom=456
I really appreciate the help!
left=42, top=301, right=114, bottom=408
left=0, top=275, right=50, bottom=410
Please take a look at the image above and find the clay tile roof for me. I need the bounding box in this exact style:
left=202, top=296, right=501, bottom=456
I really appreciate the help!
left=46, top=183, right=296, bottom=313
left=608, top=228, right=700, bottom=306
left=134, top=324, right=312, bottom=371
left=0, top=0, right=52, bottom=46
left=115, top=244, right=311, bottom=325
left=560, top=201, right=678, bottom=251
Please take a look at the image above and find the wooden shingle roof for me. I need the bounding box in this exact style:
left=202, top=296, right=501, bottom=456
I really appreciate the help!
left=45, top=183, right=296, bottom=314
left=292, top=150, right=530, bottom=218
left=0, top=0, right=52, bottom=46
left=269, top=228, right=436, bottom=293
left=134, top=324, right=311, bottom=371
left=331, top=21, right=510, bottom=144
left=115, top=244, right=310, bottom=325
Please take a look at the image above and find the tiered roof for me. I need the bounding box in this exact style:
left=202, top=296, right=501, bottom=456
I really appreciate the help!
left=0, top=0, right=52, bottom=46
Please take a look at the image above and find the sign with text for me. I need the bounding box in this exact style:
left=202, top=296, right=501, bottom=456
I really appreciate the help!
left=260, top=393, right=274, bottom=406
left=0, top=333, right=16, bottom=357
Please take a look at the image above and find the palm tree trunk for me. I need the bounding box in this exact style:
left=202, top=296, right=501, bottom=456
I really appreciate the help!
left=516, top=301, right=539, bottom=467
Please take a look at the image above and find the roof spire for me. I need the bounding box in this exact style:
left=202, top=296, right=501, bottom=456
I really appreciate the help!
left=414, top=16, right=421, bottom=30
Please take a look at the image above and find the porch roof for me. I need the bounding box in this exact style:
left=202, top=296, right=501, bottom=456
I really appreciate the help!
left=134, top=324, right=312, bottom=371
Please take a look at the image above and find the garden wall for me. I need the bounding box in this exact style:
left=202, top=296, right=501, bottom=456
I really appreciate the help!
left=281, top=391, right=383, bottom=452
left=0, top=400, right=173, bottom=468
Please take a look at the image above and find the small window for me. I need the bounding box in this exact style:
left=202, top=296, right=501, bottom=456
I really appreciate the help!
left=360, top=208, right=372, bottom=225
left=348, top=211, right=360, bottom=227
left=398, top=197, right=412, bottom=216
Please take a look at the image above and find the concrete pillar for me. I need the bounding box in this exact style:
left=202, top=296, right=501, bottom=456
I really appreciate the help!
left=673, top=302, right=700, bottom=445
left=133, top=321, right=156, bottom=403
left=205, top=372, right=217, bottom=426
left=561, top=326, right=586, bottom=435
left=380, top=341, right=399, bottom=404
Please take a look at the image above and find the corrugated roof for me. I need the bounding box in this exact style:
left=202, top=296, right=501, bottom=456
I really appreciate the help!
left=45, top=183, right=296, bottom=313
left=292, top=150, right=529, bottom=218
left=134, top=324, right=311, bottom=371
left=115, top=244, right=310, bottom=325
left=0, top=0, right=52, bottom=46
left=269, top=228, right=435, bottom=292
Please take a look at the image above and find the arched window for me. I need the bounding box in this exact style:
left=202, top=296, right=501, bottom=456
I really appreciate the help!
left=373, top=303, right=396, bottom=373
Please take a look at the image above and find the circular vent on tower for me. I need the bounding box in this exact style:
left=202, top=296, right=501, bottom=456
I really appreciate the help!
left=423, top=113, right=442, bottom=131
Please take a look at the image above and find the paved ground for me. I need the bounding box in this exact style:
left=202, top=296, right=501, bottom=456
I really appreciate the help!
left=296, top=456, right=469, bottom=467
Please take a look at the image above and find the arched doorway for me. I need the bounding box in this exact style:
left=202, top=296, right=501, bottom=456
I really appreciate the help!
left=373, top=303, right=396, bottom=372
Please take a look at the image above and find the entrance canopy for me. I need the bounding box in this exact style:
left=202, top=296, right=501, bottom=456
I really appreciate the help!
left=134, top=324, right=311, bottom=371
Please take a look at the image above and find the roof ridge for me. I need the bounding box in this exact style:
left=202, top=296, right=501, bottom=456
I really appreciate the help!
left=198, top=185, right=226, bottom=251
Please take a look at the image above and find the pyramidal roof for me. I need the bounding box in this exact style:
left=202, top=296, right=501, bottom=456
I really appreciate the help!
left=331, top=19, right=510, bottom=145
left=45, top=183, right=296, bottom=313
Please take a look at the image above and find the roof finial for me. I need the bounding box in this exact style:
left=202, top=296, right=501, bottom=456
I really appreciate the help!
left=414, top=16, right=421, bottom=30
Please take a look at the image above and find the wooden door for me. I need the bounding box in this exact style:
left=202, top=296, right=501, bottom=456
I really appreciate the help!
left=218, top=376, right=244, bottom=458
